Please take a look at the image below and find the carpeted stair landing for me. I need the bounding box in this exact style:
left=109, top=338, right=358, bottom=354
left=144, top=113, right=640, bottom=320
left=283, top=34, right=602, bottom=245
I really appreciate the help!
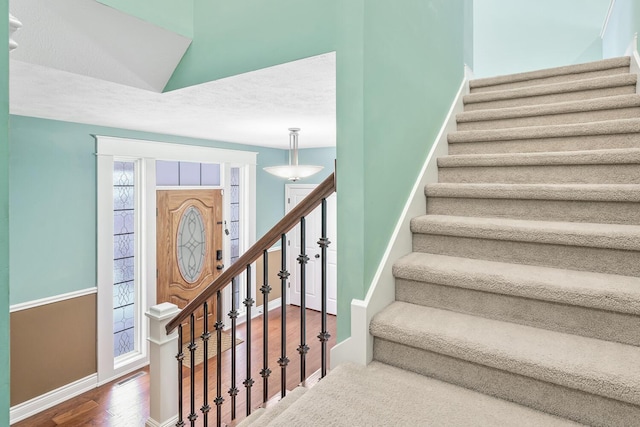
left=240, top=56, right=640, bottom=426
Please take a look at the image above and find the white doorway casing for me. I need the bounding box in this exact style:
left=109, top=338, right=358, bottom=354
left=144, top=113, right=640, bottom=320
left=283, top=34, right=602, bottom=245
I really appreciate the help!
left=96, top=136, right=257, bottom=385
left=285, top=184, right=337, bottom=315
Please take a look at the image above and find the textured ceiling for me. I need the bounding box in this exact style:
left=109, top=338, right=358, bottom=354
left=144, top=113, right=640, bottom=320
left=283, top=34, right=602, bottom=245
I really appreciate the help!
left=9, top=0, right=336, bottom=149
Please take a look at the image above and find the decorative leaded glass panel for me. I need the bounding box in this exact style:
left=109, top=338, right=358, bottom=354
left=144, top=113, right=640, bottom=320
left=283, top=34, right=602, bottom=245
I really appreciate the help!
left=230, top=167, right=241, bottom=309
left=177, top=206, right=207, bottom=283
left=113, top=280, right=135, bottom=308
left=113, top=210, right=134, bottom=235
left=114, top=234, right=134, bottom=260
left=114, top=328, right=135, bottom=358
left=113, top=161, right=136, bottom=358
left=114, top=257, right=135, bottom=284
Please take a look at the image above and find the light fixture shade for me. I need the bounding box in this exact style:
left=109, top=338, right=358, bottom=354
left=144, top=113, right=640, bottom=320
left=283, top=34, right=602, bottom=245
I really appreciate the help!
left=264, top=128, right=324, bottom=181
left=263, top=165, right=324, bottom=181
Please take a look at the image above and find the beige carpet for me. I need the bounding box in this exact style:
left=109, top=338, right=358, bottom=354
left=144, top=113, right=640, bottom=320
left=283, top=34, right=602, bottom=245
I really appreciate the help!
left=264, top=363, right=581, bottom=427
left=242, top=56, right=640, bottom=427
left=181, top=331, right=242, bottom=368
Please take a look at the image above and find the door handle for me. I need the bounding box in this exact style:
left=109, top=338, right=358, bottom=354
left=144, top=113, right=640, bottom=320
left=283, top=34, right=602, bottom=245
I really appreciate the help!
left=216, top=264, right=224, bottom=270
left=315, top=254, right=320, bottom=259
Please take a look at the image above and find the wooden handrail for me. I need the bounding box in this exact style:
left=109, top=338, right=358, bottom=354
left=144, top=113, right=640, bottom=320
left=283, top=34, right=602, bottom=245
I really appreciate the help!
left=166, top=172, right=336, bottom=333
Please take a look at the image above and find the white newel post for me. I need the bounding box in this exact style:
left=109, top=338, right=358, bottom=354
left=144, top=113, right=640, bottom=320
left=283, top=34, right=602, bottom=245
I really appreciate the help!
left=146, top=303, right=181, bottom=427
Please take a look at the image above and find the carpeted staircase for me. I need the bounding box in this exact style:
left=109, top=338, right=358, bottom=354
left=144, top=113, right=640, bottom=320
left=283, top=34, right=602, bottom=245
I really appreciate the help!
left=239, top=56, right=640, bottom=426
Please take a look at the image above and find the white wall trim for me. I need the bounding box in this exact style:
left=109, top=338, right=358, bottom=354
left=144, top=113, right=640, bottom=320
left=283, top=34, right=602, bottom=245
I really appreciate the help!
left=146, top=415, right=179, bottom=427
left=10, top=287, right=97, bottom=313
left=601, top=0, right=617, bottom=39
left=10, top=374, right=98, bottom=424
left=628, top=34, right=640, bottom=93
left=255, top=297, right=282, bottom=317
left=96, top=360, right=150, bottom=387
left=331, top=69, right=471, bottom=367
left=95, top=135, right=258, bottom=165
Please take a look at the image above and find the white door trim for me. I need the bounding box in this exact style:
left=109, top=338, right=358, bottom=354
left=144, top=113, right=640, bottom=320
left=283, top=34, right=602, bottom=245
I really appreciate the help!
left=284, top=184, right=337, bottom=315
left=96, top=136, right=257, bottom=385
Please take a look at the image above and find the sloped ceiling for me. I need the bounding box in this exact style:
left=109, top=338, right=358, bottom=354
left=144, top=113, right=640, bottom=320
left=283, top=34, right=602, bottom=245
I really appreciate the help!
left=9, top=0, right=336, bottom=149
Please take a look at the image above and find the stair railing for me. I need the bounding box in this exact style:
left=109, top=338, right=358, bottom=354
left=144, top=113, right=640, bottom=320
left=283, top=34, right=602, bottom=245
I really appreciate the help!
left=165, top=172, right=336, bottom=427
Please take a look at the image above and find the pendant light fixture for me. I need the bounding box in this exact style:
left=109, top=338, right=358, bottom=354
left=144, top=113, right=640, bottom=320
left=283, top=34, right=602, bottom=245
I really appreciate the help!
left=263, top=128, right=324, bottom=181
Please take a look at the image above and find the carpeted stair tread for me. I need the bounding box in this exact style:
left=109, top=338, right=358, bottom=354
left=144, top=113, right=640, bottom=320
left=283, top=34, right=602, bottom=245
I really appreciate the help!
left=463, top=74, right=637, bottom=105
left=457, top=94, right=640, bottom=124
left=393, top=252, right=640, bottom=315
left=370, top=302, right=640, bottom=406
left=264, top=362, right=582, bottom=427
left=470, top=57, right=630, bottom=91
left=410, top=214, right=640, bottom=251
left=244, top=386, right=307, bottom=427
left=449, top=118, right=640, bottom=143
left=438, top=147, right=640, bottom=167
left=425, top=182, right=640, bottom=202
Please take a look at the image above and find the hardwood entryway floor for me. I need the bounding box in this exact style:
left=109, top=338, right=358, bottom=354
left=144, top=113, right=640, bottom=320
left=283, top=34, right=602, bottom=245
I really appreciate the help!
left=14, top=305, right=337, bottom=427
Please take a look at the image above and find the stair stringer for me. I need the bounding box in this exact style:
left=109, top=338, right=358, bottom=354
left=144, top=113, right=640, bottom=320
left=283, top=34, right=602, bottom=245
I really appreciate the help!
left=330, top=65, right=473, bottom=367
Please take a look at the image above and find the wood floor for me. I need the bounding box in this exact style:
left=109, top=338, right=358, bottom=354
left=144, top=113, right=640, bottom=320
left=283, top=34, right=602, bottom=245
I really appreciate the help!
left=14, top=305, right=337, bottom=427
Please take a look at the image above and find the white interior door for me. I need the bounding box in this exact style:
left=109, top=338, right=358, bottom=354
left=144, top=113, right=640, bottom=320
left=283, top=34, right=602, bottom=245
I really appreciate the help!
left=286, top=185, right=337, bottom=315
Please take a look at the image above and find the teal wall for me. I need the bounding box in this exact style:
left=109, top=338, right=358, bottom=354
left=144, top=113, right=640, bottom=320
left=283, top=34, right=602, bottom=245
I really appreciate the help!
left=473, top=0, right=609, bottom=78
left=8, top=116, right=335, bottom=305
left=602, top=0, right=640, bottom=58
left=336, top=0, right=466, bottom=340
left=1, top=0, right=9, bottom=421
left=165, top=0, right=338, bottom=91
left=97, top=0, right=194, bottom=37
left=297, top=147, right=336, bottom=185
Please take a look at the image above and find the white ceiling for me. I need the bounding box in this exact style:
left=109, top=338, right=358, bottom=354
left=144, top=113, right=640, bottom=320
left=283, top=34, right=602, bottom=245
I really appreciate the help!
left=9, top=0, right=336, bottom=149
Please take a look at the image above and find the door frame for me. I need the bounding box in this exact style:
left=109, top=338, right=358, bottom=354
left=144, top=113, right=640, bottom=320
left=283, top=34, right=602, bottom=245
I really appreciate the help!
left=284, top=183, right=337, bottom=314
left=96, top=136, right=257, bottom=385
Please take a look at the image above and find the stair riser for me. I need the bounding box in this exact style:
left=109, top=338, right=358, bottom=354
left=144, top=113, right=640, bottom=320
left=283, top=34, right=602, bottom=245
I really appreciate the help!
left=464, top=85, right=635, bottom=111
left=396, top=279, right=640, bottom=346
left=426, top=197, right=640, bottom=225
left=470, top=67, right=630, bottom=94
left=449, top=133, right=640, bottom=155
left=373, top=339, right=640, bottom=427
left=412, top=234, right=640, bottom=276
left=438, top=164, right=640, bottom=184
left=457, top=107, right=640, bottom=131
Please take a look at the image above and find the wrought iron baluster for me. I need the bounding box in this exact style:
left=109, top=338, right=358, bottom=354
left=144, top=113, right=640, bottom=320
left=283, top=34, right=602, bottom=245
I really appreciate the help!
left=317, top=198, right=331, bottom=378
left=201, top=303, right=211, bottom=425
left=215, top=291, right=224, bottom=427
left=188, top=314, right=197, bottom=426
left=176, top=325, right=185, bottom=427
left=278, top=233, right=290, bottom=397
left=260, top=249, right=272, bottom=403
left=243, top=265, right=255, bottom=415
left=228, top=278, right=239, bottom=420
left=297, top=217, right=309, bottom=382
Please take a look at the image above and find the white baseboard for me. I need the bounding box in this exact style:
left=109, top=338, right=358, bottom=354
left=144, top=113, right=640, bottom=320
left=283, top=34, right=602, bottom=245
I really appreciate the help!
left=254, top=297, right=282, bottom=317
left=229, top=297, right=283, bottom=328
left=331, top=68, right=471, bottom=367
left=10, top=373, right=98, bottom=425
left=146, top=415, right=179, bottom=427
left=628, top=33, right=640, bottom=94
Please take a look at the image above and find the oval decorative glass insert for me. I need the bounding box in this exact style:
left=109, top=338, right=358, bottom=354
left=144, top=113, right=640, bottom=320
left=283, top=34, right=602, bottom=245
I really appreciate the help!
left=177, top=206, right=207, bottom=283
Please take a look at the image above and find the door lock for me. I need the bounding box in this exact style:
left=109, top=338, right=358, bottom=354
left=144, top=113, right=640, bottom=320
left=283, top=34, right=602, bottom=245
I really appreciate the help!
left=217, top=264, right=224, bottom=270
left=315, top=254, right=320, bottom=259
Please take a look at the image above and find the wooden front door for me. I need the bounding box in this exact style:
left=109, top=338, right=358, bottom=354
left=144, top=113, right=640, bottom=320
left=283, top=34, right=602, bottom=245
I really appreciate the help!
left=157, top=190, right=224, bottom=330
